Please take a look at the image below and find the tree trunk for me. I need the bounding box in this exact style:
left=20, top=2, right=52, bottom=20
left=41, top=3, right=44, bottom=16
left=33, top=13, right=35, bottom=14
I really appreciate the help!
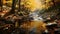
left=11, top=0, right=16, bottom=13
left=4, top=0, right=16, bottom=17
left=0, top=0, right=3, bottom=12
left=18, top=0, right=21, bottom=12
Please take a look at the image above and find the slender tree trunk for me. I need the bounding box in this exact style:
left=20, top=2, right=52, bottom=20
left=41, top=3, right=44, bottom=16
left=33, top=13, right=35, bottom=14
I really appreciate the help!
left=0, top=0, right=3, bottom=12
left=0, top=0, right=2, bottom=6
left=11, top=0, right=16, bottom=13
left=17, top=0, right=21, bottom=27
left=4, top=0, right=16, bottom=17
left=18, top=0, right=21, bottom=12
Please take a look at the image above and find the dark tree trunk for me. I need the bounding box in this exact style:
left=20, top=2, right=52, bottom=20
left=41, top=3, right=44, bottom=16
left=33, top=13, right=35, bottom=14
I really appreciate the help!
left=11, top=0, right=16, bottom=13
left=0, top=0, right=2, bottom=6
left=4, top=0, right=16, bottom=17
left=18, top=0, right=24, bottom=16
left=18, top=0, right=21, bottom=12
left=0, top=0, right=3, bottom=12
left=16, top=0, right=21, bottom=27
